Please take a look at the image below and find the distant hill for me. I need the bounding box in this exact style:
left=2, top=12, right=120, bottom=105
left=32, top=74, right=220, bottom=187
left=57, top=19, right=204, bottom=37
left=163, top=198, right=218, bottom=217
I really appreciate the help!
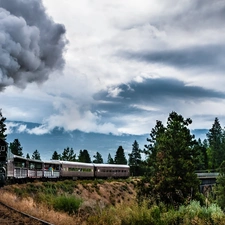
left=6, top=121, right=208, bottom=162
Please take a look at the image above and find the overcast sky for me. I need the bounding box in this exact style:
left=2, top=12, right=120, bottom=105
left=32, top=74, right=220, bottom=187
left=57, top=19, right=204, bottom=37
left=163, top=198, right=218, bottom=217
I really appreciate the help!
left=1, top=0, right=225, bottom=136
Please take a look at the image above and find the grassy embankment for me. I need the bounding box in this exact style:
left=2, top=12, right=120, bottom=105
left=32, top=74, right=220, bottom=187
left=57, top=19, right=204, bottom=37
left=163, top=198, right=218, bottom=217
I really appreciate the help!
left=1, top=179, right=225, bottom=225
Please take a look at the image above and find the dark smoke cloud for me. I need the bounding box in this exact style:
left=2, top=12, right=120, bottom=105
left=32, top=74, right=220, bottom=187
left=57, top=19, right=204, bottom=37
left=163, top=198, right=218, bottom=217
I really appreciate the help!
left=0, top=0, right=67, bottom=91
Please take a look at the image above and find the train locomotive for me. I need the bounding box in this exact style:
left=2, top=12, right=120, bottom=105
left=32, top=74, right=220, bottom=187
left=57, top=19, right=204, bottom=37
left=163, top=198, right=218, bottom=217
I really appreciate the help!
left=0, top=139, right=130, bottom=187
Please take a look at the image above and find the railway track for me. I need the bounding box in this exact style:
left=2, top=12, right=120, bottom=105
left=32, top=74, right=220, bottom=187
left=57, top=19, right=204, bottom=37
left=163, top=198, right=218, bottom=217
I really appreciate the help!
left=0, top=200, right=54, bottom=225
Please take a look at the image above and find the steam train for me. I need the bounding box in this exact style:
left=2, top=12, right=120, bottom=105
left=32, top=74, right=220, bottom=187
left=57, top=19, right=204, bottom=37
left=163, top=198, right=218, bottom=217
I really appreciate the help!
left=0, top=139, right=130, bottom=187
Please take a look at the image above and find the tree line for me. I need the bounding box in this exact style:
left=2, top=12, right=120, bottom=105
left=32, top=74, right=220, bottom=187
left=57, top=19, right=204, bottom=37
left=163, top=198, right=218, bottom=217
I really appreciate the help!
left=7, top=139, right=130, bottom=165
left=51, top=145, right=128, bottom=165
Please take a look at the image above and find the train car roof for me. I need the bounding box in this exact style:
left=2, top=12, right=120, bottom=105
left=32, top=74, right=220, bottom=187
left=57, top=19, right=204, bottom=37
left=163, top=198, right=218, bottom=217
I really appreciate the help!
left=12, top=154, right=43, bottom=163
left=43, top=160, right=61, bottom=165
left=93, top=163, right=129, bottom=168
left=60, top=161, right=94, bottom=167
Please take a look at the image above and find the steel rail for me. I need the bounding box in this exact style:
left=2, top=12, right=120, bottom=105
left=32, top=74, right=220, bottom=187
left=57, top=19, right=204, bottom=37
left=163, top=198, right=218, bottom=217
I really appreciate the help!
left=0, top=200, right=54, bottom=225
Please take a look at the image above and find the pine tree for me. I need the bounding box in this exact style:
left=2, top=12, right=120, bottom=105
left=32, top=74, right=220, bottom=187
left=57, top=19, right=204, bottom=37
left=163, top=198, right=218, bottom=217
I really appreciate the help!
left=0, top=109, right=7, bottom=141
left=194, top=138, right=208, bottom=171
left=60, top=147, right=76, bottom=161
left=128, top=140, right=142, bottom=176
left=107, top=153, right=114, bottom=164
left=9, top=139, right=23, bottom=156
left=114, top=146, right=127, bottom=165
left=60, top=147, right=69, bottom=161
left=51, top=150, right=60, bottom=160
left=32, top=149, right=41, bottom=160
left=141, top=111, right=200, bottom=207
left=78, top=149, right=91, bottom=163
left=144, top=120, right=165, bottom=173
left=26, top=153, right=30, bottom=159
left=207, top=117, right=223, bottom=169
left=93, top=152, right=103, bottom=163
left=67, top=148, right=76, bottom=161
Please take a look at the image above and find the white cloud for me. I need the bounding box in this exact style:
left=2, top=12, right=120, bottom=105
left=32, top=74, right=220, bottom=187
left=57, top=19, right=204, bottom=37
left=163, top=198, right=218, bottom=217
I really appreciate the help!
left=5, top=122, right=19, bottom=134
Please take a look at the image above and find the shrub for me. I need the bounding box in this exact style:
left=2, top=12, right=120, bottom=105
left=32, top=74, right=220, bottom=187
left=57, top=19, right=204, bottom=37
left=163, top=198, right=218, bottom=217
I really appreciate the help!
left=208, top=203, right=224, bottom=223
left=53, top=195, right=83, bottom=214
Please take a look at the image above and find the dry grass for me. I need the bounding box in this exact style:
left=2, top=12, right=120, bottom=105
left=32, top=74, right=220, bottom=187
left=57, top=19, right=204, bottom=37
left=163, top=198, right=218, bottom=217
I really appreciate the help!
left=0, top=179, right=137, bottom=225
left=0, top=189, right=84, bottom=225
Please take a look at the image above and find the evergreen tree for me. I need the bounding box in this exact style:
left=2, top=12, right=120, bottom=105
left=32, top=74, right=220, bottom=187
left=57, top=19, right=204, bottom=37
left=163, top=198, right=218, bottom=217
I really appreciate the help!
left=26, top=153, right=30, bottom=159
left=67, top=148, right=76, bottom=161
left=60, top=147, right=76, bottom=161
left=0, top=109, right=7, bottom=140
left=128, top=140, right=142, bottom=176
left=207, top=117, right=223, bottom=169
left=114, top=146, right=127, bottom=165
left=32, top=149, right=41, bottom=160
left=141, top=111, right=200, bottom=207
left=107, top=153, right=114, bottom=164
left=144, top=120, right=165, bottom=173
left=60, top=147, right=69, bottom=161
left=78, top=149, right=91, bottom=163
left=194, top=138, right=208, bottom=171
left=51, top=150, right=60, bottom=160
left=93, top=152, right=103, bottom=163
left=9, top=139, right=23, bottom=156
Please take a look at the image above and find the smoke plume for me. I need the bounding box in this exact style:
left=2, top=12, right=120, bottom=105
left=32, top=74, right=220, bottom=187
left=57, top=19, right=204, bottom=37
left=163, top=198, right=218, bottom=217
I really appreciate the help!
left=0, top=0, right=67, bottom=91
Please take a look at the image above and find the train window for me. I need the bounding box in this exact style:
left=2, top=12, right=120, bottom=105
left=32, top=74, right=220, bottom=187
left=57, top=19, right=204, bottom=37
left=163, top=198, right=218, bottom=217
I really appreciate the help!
left=55, top=165, right=59, bottom=170
left=0, top=146, right=5, bottom=152
left=68, top=167, right=79, bottom=171
left=45, top=165, right=50, bottom=170
left=36, top=164, right=42, bottom=169
left=29, top=163, right=35, bottom=169
left=14, top=162, right=20, bottom=167
left=83, top=168, right=92, bottom=172
left=14, top=161, right=26, bottom=168
left=68, top=167, right=92, bottom=172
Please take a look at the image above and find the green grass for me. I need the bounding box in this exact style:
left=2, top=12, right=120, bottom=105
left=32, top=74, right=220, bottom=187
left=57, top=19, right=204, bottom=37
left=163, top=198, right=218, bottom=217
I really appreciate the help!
left=53, top=195, right=83, bottom=214
left=87, top=200, right=225, bottom=225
